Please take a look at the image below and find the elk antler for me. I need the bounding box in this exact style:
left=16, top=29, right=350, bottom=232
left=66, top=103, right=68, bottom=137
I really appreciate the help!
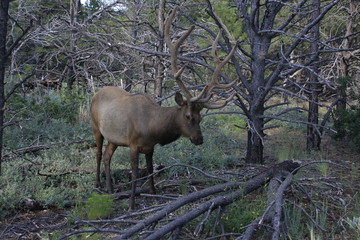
left=190, top=31, right=237, bottom=108
left=164, top=7, right=195, bottom=101
left=165, top=7, right=237, bottom=108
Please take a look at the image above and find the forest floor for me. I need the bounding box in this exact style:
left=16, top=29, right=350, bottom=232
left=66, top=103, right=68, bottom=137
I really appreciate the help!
left=0, top=131, right=359, bottom=240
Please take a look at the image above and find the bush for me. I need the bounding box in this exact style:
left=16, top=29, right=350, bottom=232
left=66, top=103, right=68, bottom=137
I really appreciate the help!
left=0, top=87, right=93, bottom=219
left=4, top=88, right=91, bottom=150
left=333, top=105, right=360, bottom=152
left=86, top=192, right=114, bottom=220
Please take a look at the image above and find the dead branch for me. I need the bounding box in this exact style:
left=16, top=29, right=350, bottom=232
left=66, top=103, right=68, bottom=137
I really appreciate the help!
left=271, top=173, right=293, bottom=240
left=58, top=228, right=124, bottom=240
left=116, top=181, right=241, bottom=239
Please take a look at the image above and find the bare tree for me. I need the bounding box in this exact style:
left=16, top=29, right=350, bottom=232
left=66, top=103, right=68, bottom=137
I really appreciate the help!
left=0, top=0, right=11, bottom=174
left=328, top=0, right=359, bottom=113
left=0, top=0, right=35, bottom=173
left=204, top=0, right=342, bottom=163
left=115, top=0, right=344, bottom=163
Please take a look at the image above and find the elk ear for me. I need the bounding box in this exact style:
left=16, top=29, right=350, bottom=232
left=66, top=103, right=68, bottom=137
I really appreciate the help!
left=175, top=92, right=185, bottom=106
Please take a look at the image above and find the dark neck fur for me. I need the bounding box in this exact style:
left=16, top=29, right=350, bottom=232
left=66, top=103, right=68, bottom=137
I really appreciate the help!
left=152, top=106, right=182, bottom=146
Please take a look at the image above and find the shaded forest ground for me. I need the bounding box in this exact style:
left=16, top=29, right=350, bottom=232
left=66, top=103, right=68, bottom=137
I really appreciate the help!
left=0, top=126, right=359, bottom=239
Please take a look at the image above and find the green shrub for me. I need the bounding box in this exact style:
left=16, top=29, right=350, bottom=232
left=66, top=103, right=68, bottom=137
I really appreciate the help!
left=219, top=195, right=266, bottom=233
left=0, top=145, right=95, bottom=220
left=333, top=105, right=360, bottom=152
left=4, top=88, right=91, bottom=150
left=86, top=192, right=114, bottom=220
left=346, top=216, right=360, bottom=238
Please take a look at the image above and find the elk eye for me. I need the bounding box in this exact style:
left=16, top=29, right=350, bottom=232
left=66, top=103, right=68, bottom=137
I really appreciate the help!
left=185, top=114, right=191, bottom=121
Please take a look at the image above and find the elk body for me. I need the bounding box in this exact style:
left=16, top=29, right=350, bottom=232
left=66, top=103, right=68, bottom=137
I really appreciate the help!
left=91, top=87, right=204, bottom=208
left=90, top=7, right=237, bottom=209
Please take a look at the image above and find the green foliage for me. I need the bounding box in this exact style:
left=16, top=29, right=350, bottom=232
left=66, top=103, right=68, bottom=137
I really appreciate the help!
left=286, top=202, right=328, bottom=240
left=4, top=88, right=90, bottom=150
left=220, top=195, right=266, bottom=233
left=336, top=77, right=352, bottom=93
left=285, top=204, right=307, bottom=239
left=317, top=162, right=329, bottom=177
left=346, top=217, right=360, bottom=239
left=333, top=105, right=360, bottom=152
left=86, top=192, right=114, bottom=220
left=39, top=230, right=63, bottom=240
left=0, top=144, right=95, bottom=218
left=210, top=0, right=245, bottom=40
left=0, top=87, right=94, bottom=219
left=85, top=0, right=102, bottom=11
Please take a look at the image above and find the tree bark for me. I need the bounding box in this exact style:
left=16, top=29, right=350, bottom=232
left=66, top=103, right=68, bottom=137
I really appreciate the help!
left=154, top=0, right=165, bottom=101
left=335, top=0, right=358, bottom=114
left=65, top=0, right=81, bottom=89
left=246, top=116, right=265, bottom=164
left=0, top=0, right=10, bottom=174
left=306, top=0, right=321, bottom=151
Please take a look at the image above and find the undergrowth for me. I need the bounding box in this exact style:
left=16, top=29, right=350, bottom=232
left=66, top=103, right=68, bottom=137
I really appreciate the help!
left=0, top=89, right=358, bottom=240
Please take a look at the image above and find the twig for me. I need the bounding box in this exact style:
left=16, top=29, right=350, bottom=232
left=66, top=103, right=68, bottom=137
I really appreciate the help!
left=58, top=228, right=124, bottom=240
left=194, top=202, right=215, bottom=236
left=140, top=193, right=178, bottom=200
left=126, top=161, right=228, bottom=186
left=291, top=160, right=350, bottom=174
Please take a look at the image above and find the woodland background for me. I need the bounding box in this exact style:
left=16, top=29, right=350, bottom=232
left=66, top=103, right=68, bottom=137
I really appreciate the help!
left=0, top=0, right=359, bottom=239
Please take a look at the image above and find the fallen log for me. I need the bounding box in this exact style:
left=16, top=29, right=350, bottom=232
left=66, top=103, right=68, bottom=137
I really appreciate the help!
left=116, top=160, right=300, bottom=239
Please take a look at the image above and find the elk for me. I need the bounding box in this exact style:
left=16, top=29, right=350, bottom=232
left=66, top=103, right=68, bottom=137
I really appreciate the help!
left=90, top=7, right=237, bottom=210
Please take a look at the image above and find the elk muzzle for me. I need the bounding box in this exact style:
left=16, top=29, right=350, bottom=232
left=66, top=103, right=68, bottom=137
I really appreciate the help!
left=190, top=132, right=203, bottom=145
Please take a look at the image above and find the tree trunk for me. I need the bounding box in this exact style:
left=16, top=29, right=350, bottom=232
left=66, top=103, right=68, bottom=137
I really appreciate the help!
left=335, top=0, right=357, bottom=114
left=246, top=112, right=265, bottom=164
left=0, top=0, right=10, bottom=174
left=307, top=91, right=321, bottom=150
left=66, top=0, right=81, bottom=89
left=306, top=0, right=321, bottom=151
left=154, top=0, right=165, bottom=101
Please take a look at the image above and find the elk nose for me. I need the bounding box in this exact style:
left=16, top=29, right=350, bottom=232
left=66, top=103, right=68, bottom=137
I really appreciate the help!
left=191, top=135, right=203, bottom=145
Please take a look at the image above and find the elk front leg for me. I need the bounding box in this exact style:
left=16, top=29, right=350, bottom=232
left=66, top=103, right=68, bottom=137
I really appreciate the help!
left=129, top=147, right=139, bottom=210
left=145, top=150, right=156, bottom=194
left=103, top=142, right=117, bottom=193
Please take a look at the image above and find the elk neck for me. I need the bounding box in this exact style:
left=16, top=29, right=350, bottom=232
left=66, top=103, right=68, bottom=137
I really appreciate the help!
left=149, top=105, right=183, bottom=146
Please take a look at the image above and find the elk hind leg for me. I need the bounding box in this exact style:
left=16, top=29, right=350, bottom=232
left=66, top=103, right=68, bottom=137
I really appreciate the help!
left=129, top=147, right=140, bottom=210
left=94, top=129, right=104, bottom=188
left=145, top=150, right=156, bottom=194
left=103, top=142, right=117, bottom=193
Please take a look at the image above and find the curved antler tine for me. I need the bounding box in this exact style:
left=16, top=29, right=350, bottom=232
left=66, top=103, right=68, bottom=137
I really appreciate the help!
left=202, top=92, right=236, bottom=109
left=191, top=78, right=238, bottom=103
left=211, top=41, right=237, bottom=84
left=190, top=86, right=212, bottom=103
left=164, top=7, right=178, bottom=48
left=211, top=31, right=222, bottom=64
left=191, top=30, right=237, bottom=104
left=174, top=65, right=192, bottom=99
